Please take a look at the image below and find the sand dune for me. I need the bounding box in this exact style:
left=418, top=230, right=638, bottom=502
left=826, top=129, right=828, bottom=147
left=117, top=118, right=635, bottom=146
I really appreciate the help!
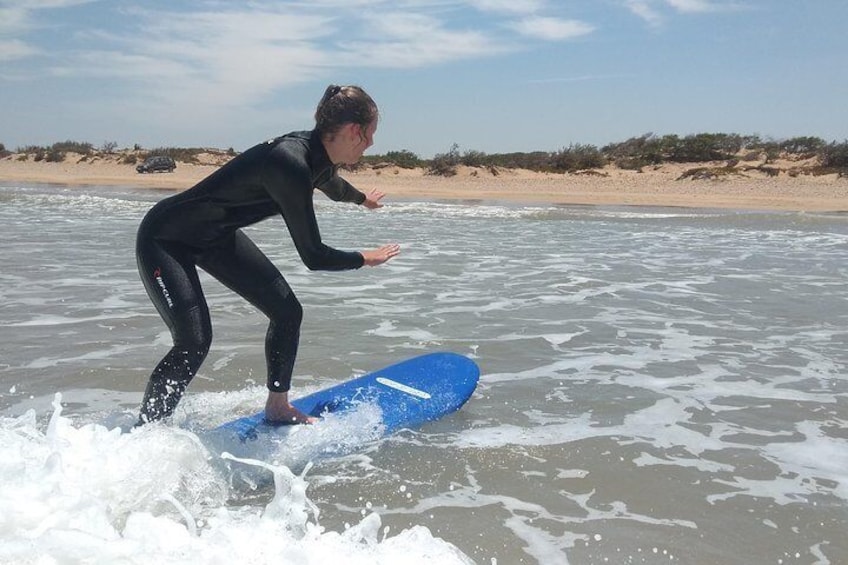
left=2, top=154, right=846, bottom=212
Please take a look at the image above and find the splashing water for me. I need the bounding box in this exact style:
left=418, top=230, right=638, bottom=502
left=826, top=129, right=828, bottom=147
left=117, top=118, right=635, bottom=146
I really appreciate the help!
left=0, top=393, right=473, bottom=564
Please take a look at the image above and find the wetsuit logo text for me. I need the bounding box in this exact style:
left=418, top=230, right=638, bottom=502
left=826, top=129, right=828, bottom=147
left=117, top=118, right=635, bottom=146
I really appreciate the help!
left=153, top=267, right=174, bottom=309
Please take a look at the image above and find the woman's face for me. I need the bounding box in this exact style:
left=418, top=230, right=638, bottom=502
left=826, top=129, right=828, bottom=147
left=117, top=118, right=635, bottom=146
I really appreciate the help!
left=343, top=120, right=377, bottom=164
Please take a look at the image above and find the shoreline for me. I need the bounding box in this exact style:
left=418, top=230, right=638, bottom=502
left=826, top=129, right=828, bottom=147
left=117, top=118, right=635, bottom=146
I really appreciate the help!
left=1, top=156, right=847, bottom=212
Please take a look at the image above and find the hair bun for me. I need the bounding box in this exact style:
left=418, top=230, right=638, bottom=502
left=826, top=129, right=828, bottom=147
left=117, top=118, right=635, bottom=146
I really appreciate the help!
left=314, top=84, right=379, bottom=137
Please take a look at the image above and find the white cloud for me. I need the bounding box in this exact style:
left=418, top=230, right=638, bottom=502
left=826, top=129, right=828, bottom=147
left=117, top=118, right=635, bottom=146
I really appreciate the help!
left=624, top=0, right=743, bottom=25
left=466, top=0, right=546, bottom=14
left=509, top=16, right=594, bottom=41
left=527, top=73, right=635, bottom=84
left=339, top=12, right=507, bottom=67
left=63, top=7, right=336, bottom=111
left=0, top=0, right=98, bottom=32
left=0, top=0, right=100, bottom=68
left=664, top=0, right=721, bottom=13
left=16, top=3, right=523, bottom=139
left=0, top=7, right=26, bottom=35
left=0, top=1, right=592, bottom=136
left=0, top=38, right=38, bottom=61
left=4, top=0, right=96, bottom=7
left=623, top=0, right=664, bottom=26
left=47, top=4, right=521, bottom=88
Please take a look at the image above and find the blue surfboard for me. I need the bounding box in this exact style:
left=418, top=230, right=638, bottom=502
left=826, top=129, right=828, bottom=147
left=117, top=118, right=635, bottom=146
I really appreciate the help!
left=216, top=352, right=480, bottom=442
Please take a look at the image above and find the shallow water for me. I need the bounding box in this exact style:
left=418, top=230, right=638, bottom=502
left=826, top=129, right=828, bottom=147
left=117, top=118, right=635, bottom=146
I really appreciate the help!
left=1, top=183, right=847, bottom=564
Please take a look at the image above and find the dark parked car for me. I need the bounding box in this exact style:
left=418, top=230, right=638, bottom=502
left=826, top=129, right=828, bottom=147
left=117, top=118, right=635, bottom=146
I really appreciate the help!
left=136, top=155, right=176, bottom=173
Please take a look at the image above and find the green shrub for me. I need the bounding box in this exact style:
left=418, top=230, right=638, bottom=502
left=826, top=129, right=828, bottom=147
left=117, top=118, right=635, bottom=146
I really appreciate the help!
left=738, top=135, right=763, bottom=150
left=602, top=133, right=668, bottom=169
left=362, top=150, right=422, bottom=169
left=18, top=144, right=45, bottom=154
left=51, top=140, right=93, bottom=155
left=386, top=150, right=420, bottom=169
left=427, top=143, right=460, bottom=176
left=819, top=141, right=848, bottom=169
left=147, top=146, right=204, bottom=164
left=758, top=141, right=782, bottom=162
left=668, top=133, right=738, bottom=163
left=780, top=136, right=826, bottom=157
left=8, top=133, right=840, bottom=177
left=45, top=150, right=65, bottom=162
left=460, top=149, right=489, bottom=168
left=551, top=144, right=606, bottom=172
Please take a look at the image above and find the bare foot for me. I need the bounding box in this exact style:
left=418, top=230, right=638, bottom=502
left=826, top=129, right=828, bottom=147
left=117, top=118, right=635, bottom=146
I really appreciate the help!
left=264, top=391, right=318, bottom=425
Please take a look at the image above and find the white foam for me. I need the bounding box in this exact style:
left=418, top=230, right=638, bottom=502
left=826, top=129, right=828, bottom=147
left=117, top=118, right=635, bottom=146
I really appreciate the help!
left=366, top=320, right=440, bottom=343
left=0, top=394, right=473, bottom=564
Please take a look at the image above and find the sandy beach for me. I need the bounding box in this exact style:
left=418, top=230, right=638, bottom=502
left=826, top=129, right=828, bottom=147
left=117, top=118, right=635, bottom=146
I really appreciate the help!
left=1, top=154, right=846, bottom=212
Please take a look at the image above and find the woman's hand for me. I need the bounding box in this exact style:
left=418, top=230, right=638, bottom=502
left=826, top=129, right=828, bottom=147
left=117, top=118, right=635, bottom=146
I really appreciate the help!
left=362, top=189, right=386, bottom=209
left=361, top=244, right=401, bottom=266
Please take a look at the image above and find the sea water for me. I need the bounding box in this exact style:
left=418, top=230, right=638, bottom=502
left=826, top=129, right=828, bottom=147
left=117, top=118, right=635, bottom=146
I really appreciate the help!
left=0, top=183, right=846, bottom=564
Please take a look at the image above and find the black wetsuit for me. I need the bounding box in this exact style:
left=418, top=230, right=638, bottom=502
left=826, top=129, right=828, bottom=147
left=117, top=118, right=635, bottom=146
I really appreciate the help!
left=135, top=130, right=366, bottom=424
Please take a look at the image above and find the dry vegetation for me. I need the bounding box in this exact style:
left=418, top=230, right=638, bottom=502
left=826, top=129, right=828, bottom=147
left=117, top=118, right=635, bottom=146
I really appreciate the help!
left=2, top=133, right=847, bottom=182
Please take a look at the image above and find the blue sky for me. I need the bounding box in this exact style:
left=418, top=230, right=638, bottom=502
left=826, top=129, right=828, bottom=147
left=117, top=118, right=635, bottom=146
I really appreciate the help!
left=1, top=0, right=846, bottom=157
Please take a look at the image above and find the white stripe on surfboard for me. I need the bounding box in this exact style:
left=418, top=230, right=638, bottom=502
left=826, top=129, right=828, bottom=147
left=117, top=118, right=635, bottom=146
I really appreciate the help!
left=375, top=377, right=431, bottom=400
